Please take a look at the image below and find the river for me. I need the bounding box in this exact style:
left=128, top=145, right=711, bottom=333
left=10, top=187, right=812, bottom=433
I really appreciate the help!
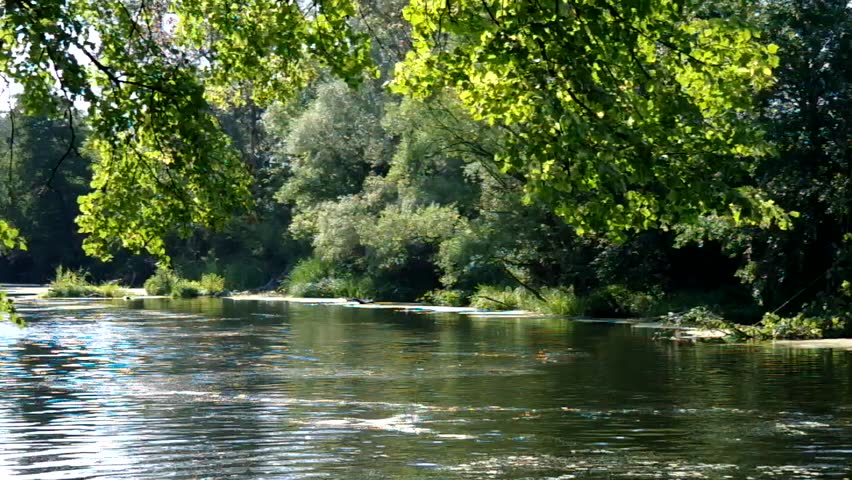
left=0, top=297, right=850, bottom=479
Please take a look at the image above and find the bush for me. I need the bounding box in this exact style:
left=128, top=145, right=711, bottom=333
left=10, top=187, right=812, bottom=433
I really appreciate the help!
left=222, top=262, right=268, bottom=291
left=584, top=285, right=658, bottom=317
left=469, top=285, right=584, bottom=315
left=287, top=276, right=374, bottom=298
left=283, top=256, right=375, bottom=299
left=538, top=287, right=585, bottom=316
left=200, top=273, right=226, bottom=295
left=420, top=289, right=468, bottom=307
left=648, top=288, right=762, bottom=324
left=740, top=313, right=846, bottom=340
left=664, top=306, right=725, bottom=328
left=334, top=276, right=375, bottom=299
left=470, top=285, right=524, bottom=311
left=144, top=267, right=178, bottom=295
left=96, top=283, right=127, bottom=298
left=286, top=257, right=330, bottom=287
left=666, top=308, right=848, bottom=340
left=146, top=268, right=231, bottom=298
left=47, top=267, right=127, bottom=298
left=47, top=267, right=93, bottom=297
left=171, top=279, right=202, bottom=298
left=286, top=278, right=329, bottom=298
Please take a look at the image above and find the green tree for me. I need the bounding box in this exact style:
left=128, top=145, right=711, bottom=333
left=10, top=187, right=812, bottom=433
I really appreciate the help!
left=0, top=109, right=90, bottom=281
left=274, top=80, right=390, bottom=209
left=1, top=0, right=372, bottom=260
left=681, top=0, right=851, bottom=315
left=0, top=220, right=25, bottom=253
left=394, top=0, right=786, bottom=236
left=0, top=219, right=25, bottom=324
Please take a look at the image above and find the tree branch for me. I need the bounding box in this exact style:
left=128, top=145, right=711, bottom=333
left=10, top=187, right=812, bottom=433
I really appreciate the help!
left=499, top=261, right=547, bottom=302
left=71, top=40, right=169, bottom=94
left=7, top=107, right=15, bottom=203
left=44, top=107, right=81, bottom=193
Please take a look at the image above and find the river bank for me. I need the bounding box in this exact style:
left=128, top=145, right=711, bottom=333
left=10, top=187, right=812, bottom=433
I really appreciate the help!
left=5, top=283, right=852, bottom=348
left=1, top=283, right=148, bottom=300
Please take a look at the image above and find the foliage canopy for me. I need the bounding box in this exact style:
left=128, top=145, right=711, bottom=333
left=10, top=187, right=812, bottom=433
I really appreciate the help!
left=0, top=0, right=371, bottom=259
left=393, top=0, right=786, bottom=236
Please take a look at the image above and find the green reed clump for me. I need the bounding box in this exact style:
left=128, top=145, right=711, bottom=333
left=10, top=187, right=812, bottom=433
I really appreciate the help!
left=419, top=289, right=468, bottom=307
left=144, top=267, right=179, bottom=295
left=199, top=273, right=226, bottom=295
left=47, top=267, right=127, bottom=298
left=470, top=285, right=585, bottom=315
left=145, top=268, right=228, bottom=298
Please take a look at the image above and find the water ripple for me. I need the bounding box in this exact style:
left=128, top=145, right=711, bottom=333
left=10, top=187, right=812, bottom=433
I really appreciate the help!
left=0, top=298, right=849, bottom=479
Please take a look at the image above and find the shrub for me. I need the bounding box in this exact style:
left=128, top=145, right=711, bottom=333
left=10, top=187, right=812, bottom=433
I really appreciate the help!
left=144, top=267, right=178, bottom=295
left=200, top=273, right=226, bottom=295
left=145, top=268, right=227, bottom=298
left=96, top=283, right=127, bottom=298
left=584, top=285, right=658, bottom=317
left=538, top=287, right=585, bottom=316
left=222, top=261, right=268, bottom=291
left=648, top=288, right=762, bottom=324
left=286, top=257, right=330, bottom=287
left=287, top=276, right=374, bottom=298
left=283, top=257, right=375, bottom=299
left=47, top=267, right=127, bottom=298
left=469, top=285, right=585, bottom=315
left=171, top=279, right=202, bottom=298
left=740, top=313, right=846, bottom=340
left=286, top=279, right=328, bottom=298
left=667, top=308, right=848, bottom=340
left=334, top=276, right=375, bottom=299
left=664, top=306, right=725, bottom=330
left=470, top=285, right=524, bottom=311
left=420, top=289, right=468, bottom=307
left=47, top=267, right=93, bottom=297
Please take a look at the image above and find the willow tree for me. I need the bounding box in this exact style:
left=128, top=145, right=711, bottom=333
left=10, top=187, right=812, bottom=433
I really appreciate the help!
left=393, top=0, right=787, bottom=236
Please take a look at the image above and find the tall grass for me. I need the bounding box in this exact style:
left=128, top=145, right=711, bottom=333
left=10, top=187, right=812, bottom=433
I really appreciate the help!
left=200, top=273, right=226, bottom=295
left=144, top=267, right=179, bottom=295
left=538, top=287, right=587, bottom=315
left=143, top=268, right=227, bottom=298
left=97, top=283, right=127, bottom=298
left=47, top=267, right=127, bottom=298
left=171, top=279, right=202, bottom=298
left=583, top=284, right=658, bottom=317
left=283, top=257, right=375, bottom=298
left=470, top=285, right=584, bottom=315
left=419, top=289, right=467, bottom=307
left=287, top=276, right=375, bottom=298
left=285, top=257, right=329, bottom=288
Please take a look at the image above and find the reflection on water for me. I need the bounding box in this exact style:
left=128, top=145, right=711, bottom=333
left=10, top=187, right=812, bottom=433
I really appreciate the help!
left=0, top=298, right=851, bottom=479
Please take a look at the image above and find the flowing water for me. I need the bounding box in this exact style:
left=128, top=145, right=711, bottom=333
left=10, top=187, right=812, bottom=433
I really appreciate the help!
left=1, top=297, right=850, bottom=479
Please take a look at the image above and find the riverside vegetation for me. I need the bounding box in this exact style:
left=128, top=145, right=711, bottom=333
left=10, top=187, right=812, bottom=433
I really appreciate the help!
left=46, top=267, right=128, bottom=299
left=143, top=268, right=227, bottom=298
left=0, top=0, right=850, bottom=339
left=44, top=266, right=226, bottom=299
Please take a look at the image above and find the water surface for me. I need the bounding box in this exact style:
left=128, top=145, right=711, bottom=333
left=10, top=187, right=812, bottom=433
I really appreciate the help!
left=1, top=298, right=850, bottom=479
